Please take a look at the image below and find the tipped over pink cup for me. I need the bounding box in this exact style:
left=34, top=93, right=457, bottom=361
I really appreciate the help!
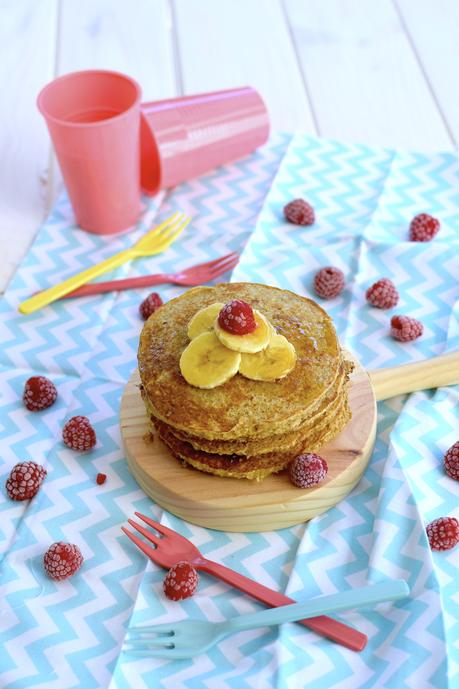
left=38, top=71, right=270, bottom=235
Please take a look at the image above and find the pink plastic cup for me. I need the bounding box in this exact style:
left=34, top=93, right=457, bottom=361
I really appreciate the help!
left=38, top=70, right=142, bottom=235
left=140, top=86, right=270, bottom=195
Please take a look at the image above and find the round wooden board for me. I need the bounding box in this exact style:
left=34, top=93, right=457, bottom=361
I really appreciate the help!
left=120, top=359, right=377, bottom=532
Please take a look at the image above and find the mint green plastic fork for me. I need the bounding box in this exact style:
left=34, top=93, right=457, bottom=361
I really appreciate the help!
left=19, top=211, right=190, bottom=314
left=124, top=579, right=409, bottom=659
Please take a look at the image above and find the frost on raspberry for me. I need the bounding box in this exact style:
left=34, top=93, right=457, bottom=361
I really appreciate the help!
left=409, top=213, right=440, bottom=242
left=390, top=315, right=423, bottom=342
left=289, top=453, right=328, bottom=488
left=444, top=441, right=459, bottom=482
left=426, top=517, right=459, bottom=551
left=23, top=376, right=57, bottom=411
left=163, top=561, right=199, bottom=601
left=218, top=300, right=257, bottom=335
left=62, top=416, right=97, bottom=451
left=5, top=461, right=47, bottom=501
left=366, top=278, right=399, bottom=309
left=314, top=267, right=345, bottom=299
left=43, top=542, right=84, bottom=581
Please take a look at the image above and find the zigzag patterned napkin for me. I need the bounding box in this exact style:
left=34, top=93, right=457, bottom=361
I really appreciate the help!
left=0, top=133, right=457, bottom=689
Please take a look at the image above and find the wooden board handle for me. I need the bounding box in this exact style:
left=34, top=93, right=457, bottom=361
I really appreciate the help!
left=368, top=351, right=459, bottom=401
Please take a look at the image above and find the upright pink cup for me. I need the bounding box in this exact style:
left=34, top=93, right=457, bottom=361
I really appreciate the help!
left=38, top=70, right=142, bottom=235
left=140, top=86, right=270, bottom=194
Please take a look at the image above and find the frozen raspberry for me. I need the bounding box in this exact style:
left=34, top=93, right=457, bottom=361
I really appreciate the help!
left=409, top=213, right=440, bottom=242
left=314, top=267, right=345, bottom=299
left=5, top=461, right=47, bottom=501
left=62, top=416, right=96, bottom=451
left=284, top=199, right=315, bottom=226
left=96, top=473, right=107, bottom=485
left=289, top=453, right=328, bottom=488
left=43, top=542, right=84, bottom=581
left=139, top=292, right=163, bottom=320
left=163, top=561, right=199, bottom=601
left=366, top=278, right=399, bottom=309
left=218, top=300, right=257, bottom=335
left=444, top=441, right=459, bottom=481
left=23, top=376, right=57, bottom=411
left=390, top=315, right=423, bottom=342
left=426, top=517, right=459, bottom=551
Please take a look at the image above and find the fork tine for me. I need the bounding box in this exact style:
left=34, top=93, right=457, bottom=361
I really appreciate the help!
left=121, top=526, right=158, bottom=559
left=144, top=211, right=180, bottom=238
left=127, top=518, right=161, bottom=545
left=150, top=216, right=190, bottom=255
left=134, top=512, right=178, bottom=537
left=207, top=255, right=239, bottom=277
left=190, top=251, right=239, bottom=271
left=127, top=624, right=174, bottom=637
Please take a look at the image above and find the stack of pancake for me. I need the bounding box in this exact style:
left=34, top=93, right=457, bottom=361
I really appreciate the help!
left=138, top=282, right=353, bottom=481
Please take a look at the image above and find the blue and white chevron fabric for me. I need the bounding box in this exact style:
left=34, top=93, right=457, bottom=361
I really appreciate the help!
left=0, top=132, right=457, bottom=689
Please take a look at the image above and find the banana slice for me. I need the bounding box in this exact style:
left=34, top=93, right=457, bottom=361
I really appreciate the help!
left=239, top=333, right=297, bottom=381
left=187, top=303, right=225, bottom=340
left=214, top=310, right=272, bottom=353
left=180, top=331, right=241, bottom=389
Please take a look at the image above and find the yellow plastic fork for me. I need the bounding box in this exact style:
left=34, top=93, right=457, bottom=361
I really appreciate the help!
left=18, top=212, right=190, bottom=314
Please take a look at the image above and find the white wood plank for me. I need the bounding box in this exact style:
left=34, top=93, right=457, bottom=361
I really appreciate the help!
left=173, top=0, right=316, bottom=132
left=0, top=0, right=57, bottom=292
left=396, top=0, right=459, bottom=145
left=284, top=0, right=454, bottom=151
left=48, top=0, right=177, bottom=202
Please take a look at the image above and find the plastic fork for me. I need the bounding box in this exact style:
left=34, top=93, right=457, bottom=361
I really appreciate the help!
left=124, top=579, right=409, bottom=659
left=122, top=512, right=368, bottom=651
left=58, top=252, right=239, bottom=299
left=18, top=212, right=190, bottom=314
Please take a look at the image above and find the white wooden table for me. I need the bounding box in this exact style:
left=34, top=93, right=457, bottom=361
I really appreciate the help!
left=1, top=0, right=458, bottom=293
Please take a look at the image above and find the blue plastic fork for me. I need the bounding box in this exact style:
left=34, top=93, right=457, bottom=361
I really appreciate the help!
left=124, top=579, right=409, bottom=659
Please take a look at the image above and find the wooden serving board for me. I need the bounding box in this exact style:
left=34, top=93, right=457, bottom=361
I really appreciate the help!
left=120, top=359, right=377, bottom=532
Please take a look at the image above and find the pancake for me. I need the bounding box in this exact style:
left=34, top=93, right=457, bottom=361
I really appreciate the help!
left=146, top=359, right=352, bottom=457
left=137, top=282, right=353, bottom=481
left=138, top=283, right=343, bottom=441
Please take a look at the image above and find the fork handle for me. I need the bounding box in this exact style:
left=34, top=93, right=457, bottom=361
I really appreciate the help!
left=60, top=273, right=169, bottom=299
left=227, top=580, right=408, bottom=634
left=18, top=248, right=135, bottom=314
left=198, top=558, right=368, bottom=651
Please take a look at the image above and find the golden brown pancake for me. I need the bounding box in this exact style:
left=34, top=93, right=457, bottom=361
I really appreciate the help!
left=137, top=282, right=353, bottom=480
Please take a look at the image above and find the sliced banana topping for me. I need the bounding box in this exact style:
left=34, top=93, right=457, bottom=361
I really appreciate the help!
left=214, top=310, right=272, bottom=353
left=179, top=331, right=241, bottom=389
left=187, top=302, right=225, bottom=339
left=239, top=333, right=297, bottom=381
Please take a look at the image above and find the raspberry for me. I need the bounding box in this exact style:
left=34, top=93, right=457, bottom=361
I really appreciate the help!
left=5, top=461, right=47, bottom=500
left=43, top=542, right=84, bottom=581
left=289, top=453, right=328, bottom=488
left=426, top=517, right=459, bottom=551
left=96, top=473, right=107, bottom=485
left=218, top=300, right=257, bottom=335
left=23, top=376, right=57, bottom=411
left=284, top=199, right=315, bottom=226
left=62, top=416, right=96, bottom=451
left=366, top=278, right=399, bottom=309
left=390, top=315, right=423, bottom=342
left=163, top=561, right=199, bottom=601
left=314, top=267, right=345, bottom=299
left=409, top=213, right=440, bottom=242
left=139, top=292, right=163, bottom=320
left=444, top=441, right=459, bottom=481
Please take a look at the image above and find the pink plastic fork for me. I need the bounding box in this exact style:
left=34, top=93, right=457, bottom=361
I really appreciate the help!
left=59, top=252, right=239, bottom=299
left=122, top=512, right=368, bottom=651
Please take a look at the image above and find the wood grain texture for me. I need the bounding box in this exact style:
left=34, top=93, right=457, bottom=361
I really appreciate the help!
left=396, top=0, right=459, bottom=145
left=0, top=0, right=57, bottom=292
left=284, top=0, right=454, bottom=150
left=173, top=0, right=316, bottom=132
left=368, top=350, right=459, bottom=401
left=120, top=361, right=376, bottom=532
